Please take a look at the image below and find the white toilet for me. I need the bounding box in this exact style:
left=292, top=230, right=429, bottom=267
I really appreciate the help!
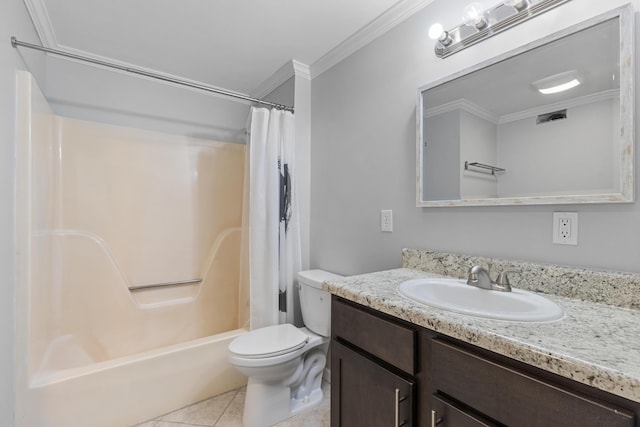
left=228, top=269, right=342, bottom=427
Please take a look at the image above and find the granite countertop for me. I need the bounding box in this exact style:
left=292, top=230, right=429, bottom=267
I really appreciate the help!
left=324, top=268, right=640, bottom=403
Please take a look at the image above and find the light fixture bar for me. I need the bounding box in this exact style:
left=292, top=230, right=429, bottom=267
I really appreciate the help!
left=435, top=0, right=572, bottom=59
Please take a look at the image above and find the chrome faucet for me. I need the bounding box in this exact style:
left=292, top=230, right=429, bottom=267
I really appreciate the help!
left=467, top=265, right=494, bottom=290
left=466, top=265, right=519, bottom=292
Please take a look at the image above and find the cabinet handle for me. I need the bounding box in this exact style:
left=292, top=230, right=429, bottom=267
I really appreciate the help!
left=394, top=388, right=407, bottom=427
left=395, top=389, right=400, bottom=427
left=431, top=410, right=443, bottom=426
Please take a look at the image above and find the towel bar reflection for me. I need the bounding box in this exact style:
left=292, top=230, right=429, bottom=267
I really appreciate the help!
left=128, top=279, right=202, bottom=291
left=464, top=161, right=506, bottom=175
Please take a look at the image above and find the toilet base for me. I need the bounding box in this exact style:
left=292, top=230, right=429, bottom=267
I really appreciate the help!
left=242, top=380, right=325, bottom=427
left=241, top=347, right=326, bottom=427
left=290, top=386, right=324, bottom=416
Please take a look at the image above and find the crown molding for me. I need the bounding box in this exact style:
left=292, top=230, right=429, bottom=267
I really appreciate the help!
left=424, top=90, right=620, bottom=126
left=292, top=60, right=311, bottom=80
left=250, top=60, right=311, bottom=99
left=498, top=89, right=619, bottom=124
left=310, top=0, right=436, bottom=79
left=22, top=0, right=57, bottom=47
left=227, top=0, right=434, bottom=92
left=250, top=61, right=295, bottom=99
left=425, top=98, right=499, bottom=124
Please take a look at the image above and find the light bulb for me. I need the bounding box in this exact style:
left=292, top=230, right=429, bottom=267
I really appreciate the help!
left=428, top=23, right=444, bottom=40
left=462, top=3, right=487, bottom=29
left=503, top=0, right=529, bottom=11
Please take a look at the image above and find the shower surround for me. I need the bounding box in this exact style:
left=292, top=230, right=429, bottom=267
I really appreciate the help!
left=16, top=71, right=248, bottom=427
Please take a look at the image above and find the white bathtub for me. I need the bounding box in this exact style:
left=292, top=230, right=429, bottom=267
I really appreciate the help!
left=21, top=329, right=247, bottom=427
left=16, top=71, right=250, bottom=427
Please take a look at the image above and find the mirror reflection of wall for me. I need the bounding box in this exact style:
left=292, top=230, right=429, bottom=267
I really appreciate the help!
left=424, top=107, right=499, bottom=200
left=418, top=9, right=632, bottom=206
left=423, top=110, right=461, bottom=201
left=496, top=95, right=619, bottom=198
left=424, top=92, right=619, bottom=200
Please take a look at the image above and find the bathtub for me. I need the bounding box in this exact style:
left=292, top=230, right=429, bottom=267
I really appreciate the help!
left=16, top=71, right=250, bottom=427
left=21, top=329, right=247, bottom=427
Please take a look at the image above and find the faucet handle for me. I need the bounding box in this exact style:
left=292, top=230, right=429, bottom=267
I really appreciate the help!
left=495, top=270, right=521, bottom=286
left=460, top=263, right=479, bottom=285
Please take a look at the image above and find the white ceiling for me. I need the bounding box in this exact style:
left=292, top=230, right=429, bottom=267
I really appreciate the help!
left=25, top=0, right=435, bottom=98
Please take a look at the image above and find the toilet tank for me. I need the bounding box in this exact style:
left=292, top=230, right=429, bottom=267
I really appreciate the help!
left=297, top=269, right=343, bottom=337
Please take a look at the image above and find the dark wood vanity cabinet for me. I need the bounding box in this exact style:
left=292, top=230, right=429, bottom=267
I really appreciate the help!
left=332, top=342, right=414, bottom=426
left=431, top=393, right=499, bottom=427
left=331, top=296, right=418, bottom=426
left=331, top=296, right=640, bottom=427
left=431, top=339, right=635, bottom=427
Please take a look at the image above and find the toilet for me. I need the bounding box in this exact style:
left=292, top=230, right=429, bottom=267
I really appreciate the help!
left=228, top=269, right=342, bottom=427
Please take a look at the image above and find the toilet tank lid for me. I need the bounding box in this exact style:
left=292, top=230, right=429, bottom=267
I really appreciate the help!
left=296, top=269, right=343, bottom=289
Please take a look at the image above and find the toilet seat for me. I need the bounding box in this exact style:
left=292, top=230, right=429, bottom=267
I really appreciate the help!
left=229, top=324, right=309, bottom=359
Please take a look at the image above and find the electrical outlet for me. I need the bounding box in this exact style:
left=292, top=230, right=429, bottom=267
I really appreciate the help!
left=553, top=212, right=578, bottom=245
left=381, top=210, right=393, bottom=232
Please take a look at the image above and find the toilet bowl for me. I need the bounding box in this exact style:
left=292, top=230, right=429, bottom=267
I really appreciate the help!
left=228, top=269, right=342, bottom=427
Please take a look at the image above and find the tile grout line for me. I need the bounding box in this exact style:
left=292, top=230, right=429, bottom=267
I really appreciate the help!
left=139, top=387, right=243, bottom=427
left=213, top=387, right=241, bottom=427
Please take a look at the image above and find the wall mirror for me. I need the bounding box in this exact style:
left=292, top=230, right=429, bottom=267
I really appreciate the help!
left=416, top=6, right=634, bottom=207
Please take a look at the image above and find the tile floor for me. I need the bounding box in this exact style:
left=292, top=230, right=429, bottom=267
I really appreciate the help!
left=132, top=381, right=330, bottom=427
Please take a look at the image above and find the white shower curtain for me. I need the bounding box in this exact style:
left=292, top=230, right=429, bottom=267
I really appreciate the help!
left=246, top=107, right=300, bottom=330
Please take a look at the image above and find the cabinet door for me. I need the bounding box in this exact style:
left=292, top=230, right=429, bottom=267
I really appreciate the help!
left=331, top=341, right=414, bottom=427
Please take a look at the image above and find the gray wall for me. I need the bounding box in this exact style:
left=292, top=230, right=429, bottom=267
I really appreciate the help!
left=45, top=56, right=251, bottom=143
left=263, top=76, right=295, bottom=108
left=310, top=0, right=640, bottom=276
left=1, top=0, right=45, bottom=424
left=497, top=99, right=616, bottom=196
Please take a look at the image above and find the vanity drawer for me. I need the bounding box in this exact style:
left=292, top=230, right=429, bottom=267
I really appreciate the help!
left=431, top=393, right=499, bottom=427
left=332, top=297, right=416, bottom=374
left=431, top=338, right=635, bottom=427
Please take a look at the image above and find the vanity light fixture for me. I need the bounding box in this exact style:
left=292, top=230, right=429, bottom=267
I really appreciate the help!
left=503, top=0, right=530, bottom=11
left=433, top=0, right=572, bottom=59
left=438, top=31, right=453, bottom=47
left=462, top=3, right=488, bottom=30
left=532, top=70, right=581, bottom=94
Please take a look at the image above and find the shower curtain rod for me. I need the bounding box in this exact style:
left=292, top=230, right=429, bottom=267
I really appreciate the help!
left=11, top=37, right=294, bottom=113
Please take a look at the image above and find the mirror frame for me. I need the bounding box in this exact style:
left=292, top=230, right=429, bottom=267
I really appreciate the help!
left=416, top=5, right=634, bottom=207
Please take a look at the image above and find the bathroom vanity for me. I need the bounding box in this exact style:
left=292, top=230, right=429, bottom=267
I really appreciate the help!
left=331, top=296, right=638, bottom=426
left=328, top=250, right=640, bottom=426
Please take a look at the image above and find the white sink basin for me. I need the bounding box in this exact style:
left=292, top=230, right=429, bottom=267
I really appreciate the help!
left=398, top=277, right=564, bottom=322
